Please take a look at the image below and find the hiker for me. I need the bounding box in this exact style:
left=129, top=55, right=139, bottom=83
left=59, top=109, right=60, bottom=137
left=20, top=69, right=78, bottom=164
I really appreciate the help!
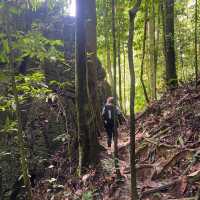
left=102, top=97, right=126, bottom=153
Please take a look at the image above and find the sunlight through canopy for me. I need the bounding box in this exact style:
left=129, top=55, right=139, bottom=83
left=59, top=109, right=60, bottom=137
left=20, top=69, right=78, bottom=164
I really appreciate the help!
left=68, top=0, right=76, bottom=16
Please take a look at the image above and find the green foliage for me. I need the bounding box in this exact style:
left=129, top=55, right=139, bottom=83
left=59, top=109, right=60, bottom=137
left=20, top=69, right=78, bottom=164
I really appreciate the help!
left=13, top=32, right=65, bottom=63
left=82, top=191, right=93, bottom=200
left=0, top=72, right=51, bottom=113
left=0, top=117, right=17, bottom=134
left=16, top=72, right=51, bottom=98
left=0, top=96, right=14, bottom=112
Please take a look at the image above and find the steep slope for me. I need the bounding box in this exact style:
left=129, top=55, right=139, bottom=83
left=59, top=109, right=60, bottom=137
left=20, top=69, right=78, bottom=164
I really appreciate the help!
left=135, top=81, right=200, bottom=199
left=32, top=81, right=200, bottom=200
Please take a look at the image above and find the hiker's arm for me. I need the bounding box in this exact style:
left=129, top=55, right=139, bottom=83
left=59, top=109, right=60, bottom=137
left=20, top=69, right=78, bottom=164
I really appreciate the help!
left=102, top=106, right=105, bottom=116
left=116, top=107, right=126, bottom=124
left=101, top=106, right=107, bottom=125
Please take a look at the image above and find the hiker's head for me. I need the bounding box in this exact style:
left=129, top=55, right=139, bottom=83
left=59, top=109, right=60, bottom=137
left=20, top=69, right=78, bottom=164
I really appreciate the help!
left=106, top=97, right=114, bottom=105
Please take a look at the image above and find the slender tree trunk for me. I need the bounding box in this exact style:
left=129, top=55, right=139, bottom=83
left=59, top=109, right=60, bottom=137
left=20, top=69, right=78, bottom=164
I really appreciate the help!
left=140, top=0, right=149, bottom=104
left=180, top=47, right=185, bottom=81
left=111, top=0, right=121, bottom=177
left=123, top=43, right=127, bottom=114
left=118, top=39, right=123, bottom=109
left=178, top=27, right=185, bottom=81
left=146, top=15, right=152, bottom=97
left=104, top=0, right=114, bottom=91
left=195, top=0, right=198, bottom=87
left=0, top=168, right=2, bottom=198
left=155, top=0, right=160, bottom=83
left=165, top=0, right=178, bottom=88
left=149, top=0, right=157, bottom=99
left=106, top=44, right=114, bottom=89
left=128, top=1, right=142, bottom=199
left=160, top=0, right=167, bottom=64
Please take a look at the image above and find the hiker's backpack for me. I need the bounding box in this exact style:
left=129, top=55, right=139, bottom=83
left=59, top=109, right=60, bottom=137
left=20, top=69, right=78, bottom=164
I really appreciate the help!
left=102, top=104, right=116, bottom=126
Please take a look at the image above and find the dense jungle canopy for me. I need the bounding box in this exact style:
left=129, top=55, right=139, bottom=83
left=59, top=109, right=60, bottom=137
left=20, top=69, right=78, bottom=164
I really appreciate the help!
left=1, top=0, right=200, bottom=200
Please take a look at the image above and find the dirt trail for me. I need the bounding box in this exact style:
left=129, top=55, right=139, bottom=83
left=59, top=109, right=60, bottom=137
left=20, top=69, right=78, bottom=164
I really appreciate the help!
left=99, top=126, right=132, bottom=200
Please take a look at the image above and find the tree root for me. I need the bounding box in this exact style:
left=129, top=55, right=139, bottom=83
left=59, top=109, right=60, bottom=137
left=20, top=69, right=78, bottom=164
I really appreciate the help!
left=152, top=149, right=194, bottom=180
left=141, top=170, right=200, bottom=198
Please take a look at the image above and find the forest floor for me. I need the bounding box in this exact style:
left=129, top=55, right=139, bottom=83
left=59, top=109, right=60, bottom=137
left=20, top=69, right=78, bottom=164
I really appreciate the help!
left=33, top=80, right=200, bottom=200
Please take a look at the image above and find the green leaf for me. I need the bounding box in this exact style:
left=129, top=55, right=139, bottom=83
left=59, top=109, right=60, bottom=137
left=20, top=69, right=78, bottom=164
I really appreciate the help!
left=82, top=191, right=93, bottom=200
left=0, top=71, right=7, bottom=81
left=0, top=2, right=5, bottom=9
left=9, top=7, right=18, bottom=15
left=2, top=39, right=9, bottom=54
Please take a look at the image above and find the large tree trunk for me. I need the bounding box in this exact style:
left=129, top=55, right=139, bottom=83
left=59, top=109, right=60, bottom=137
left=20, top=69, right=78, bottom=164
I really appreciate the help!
left=76, top=0, right=96, bottom=171
left=128, top=0, right=142, bottom=199
left=165, top=0, right=178, bottom=88
left=85, top=0, right=100, bottom=162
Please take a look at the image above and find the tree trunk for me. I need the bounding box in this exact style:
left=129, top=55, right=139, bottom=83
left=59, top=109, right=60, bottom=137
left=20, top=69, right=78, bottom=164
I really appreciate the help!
left=165, top=0, right=178, bottom=88
left=178, top=27, right=185, bottom=81
left=76, top=0, right=93, bottom=172
left=123, top=43, right=127, bottom=113
left=0, top=168, right=2, bottom=198
left=140, top=0, right=149, bottom=104
left=160, top=0, right=167, bottom=65
left=195, top=0, right=198, bottom=87
left=104, top=0, right=114, bottom=91
left=128, top=1, right=142, bottom=199
left=155, top=0, right=160, bottom=85
left=85, top=0, right=100, bottom=163
left=118, top=39, right=123, bottom=109
left=106, top=43, right=114, bottom=90
left=149, top=0, right=157, bottom=99
left=111, top=0, right=121, bottom=178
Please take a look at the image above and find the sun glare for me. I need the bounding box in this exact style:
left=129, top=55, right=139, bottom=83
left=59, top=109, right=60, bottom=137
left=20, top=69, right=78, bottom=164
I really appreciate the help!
left=69, top=0, right=76, bottom=17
